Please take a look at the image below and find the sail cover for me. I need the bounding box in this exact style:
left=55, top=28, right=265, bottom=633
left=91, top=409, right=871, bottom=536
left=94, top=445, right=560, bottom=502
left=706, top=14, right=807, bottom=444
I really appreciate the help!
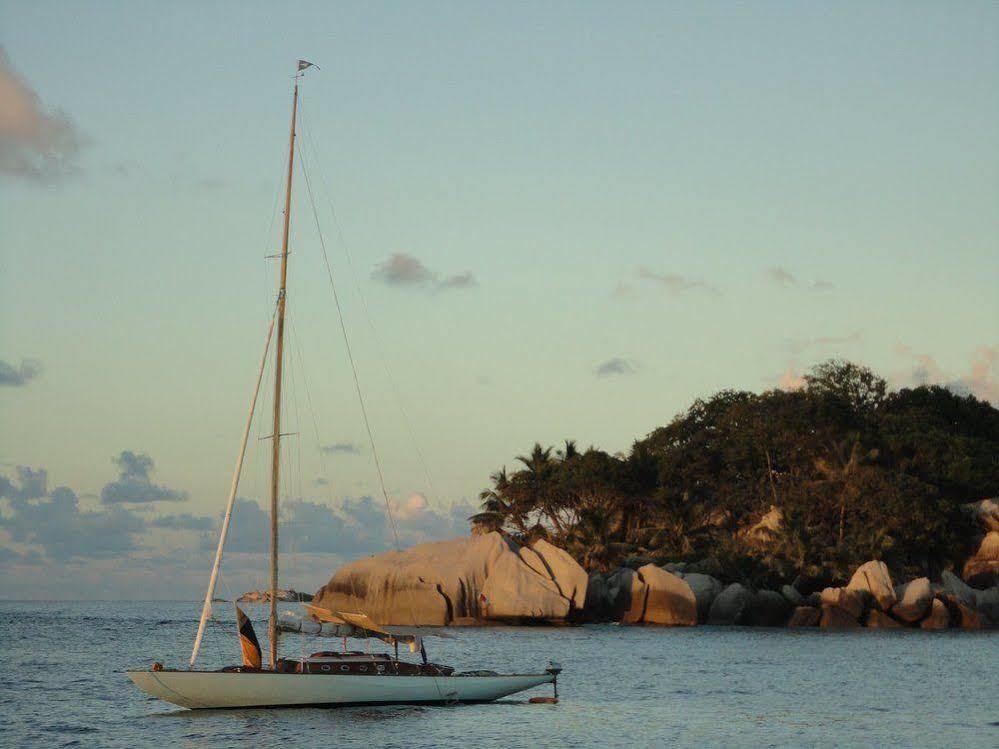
left=235, top=606, right=262, bottom=669
left=302, top=604, right=454, bottom=642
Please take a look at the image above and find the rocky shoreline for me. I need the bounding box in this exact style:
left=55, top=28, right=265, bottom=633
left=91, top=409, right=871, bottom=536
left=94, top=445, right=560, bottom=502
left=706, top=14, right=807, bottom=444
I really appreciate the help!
left=309, top=531, right=998, bottom=631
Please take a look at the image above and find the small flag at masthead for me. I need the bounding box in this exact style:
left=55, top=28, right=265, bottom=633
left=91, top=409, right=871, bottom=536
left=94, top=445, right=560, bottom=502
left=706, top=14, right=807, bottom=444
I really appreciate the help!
left=298, top=59, right=318, bottom=72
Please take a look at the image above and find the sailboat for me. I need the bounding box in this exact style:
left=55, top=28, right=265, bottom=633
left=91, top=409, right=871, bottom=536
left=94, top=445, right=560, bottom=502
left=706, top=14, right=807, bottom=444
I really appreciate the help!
left=127, top=62, right=561, bottom=710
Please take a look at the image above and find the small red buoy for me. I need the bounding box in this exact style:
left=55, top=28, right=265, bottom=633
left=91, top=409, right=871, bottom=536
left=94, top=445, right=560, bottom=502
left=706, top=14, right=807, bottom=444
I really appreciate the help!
left=529, top=696, right=558, bottom=704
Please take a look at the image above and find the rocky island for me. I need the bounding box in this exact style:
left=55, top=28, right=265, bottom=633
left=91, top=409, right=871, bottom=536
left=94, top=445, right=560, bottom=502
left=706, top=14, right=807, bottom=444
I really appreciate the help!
left=311, top=361, right=998, bottom=631
left=238, top=588, right=313, bottom=603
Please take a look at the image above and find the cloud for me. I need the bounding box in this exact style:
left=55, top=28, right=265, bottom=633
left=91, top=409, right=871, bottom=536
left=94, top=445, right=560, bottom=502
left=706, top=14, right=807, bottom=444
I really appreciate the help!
left=900, top=345, right=998, bottom=404
left=0, top=48, right=86, bottom=182
left=595, top=357, right=638, bottom=377
left=0, top=358, right=41, bottom=387
left=765, top=266, right=834, bottom=291
left=100, top=451, right=187, bottom=505
left=766, top=267, right=797, bottom=286
left=372, top=253, right=434, bottom=285
left=321, top=442, right=362, bottom=455
left=636, top=267, right=719, bottom=296
left=0, top=470, right=146, bottom=561
left=612, top=282, right=636, bottom=299
left=777, top=366, right=807, bottom=391
left=150, top=513, right=214, bottom=531
left=211, top=494, right=474, bottom=558
left=436, top=271, right=478, bottom=291
left=371, top=253, right=477, bottom=293
left=788, top=331, right=862, bottom=355
left=0, top=466, right=48, bottom=501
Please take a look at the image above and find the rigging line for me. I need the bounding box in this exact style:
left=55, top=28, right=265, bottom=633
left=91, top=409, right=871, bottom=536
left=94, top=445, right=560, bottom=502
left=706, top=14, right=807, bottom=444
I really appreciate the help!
left=298, top=128, right=447, bottom=706
left=298, top=101, right=440, bottom=501
left=288, top=315, right=337, bottom=507
left=296, top=134, right=405, bottom=554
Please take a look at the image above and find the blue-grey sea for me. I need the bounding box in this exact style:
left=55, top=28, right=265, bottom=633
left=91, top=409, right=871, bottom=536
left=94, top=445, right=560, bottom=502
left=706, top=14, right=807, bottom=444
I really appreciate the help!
left=0, top=601, right=996, bottom=748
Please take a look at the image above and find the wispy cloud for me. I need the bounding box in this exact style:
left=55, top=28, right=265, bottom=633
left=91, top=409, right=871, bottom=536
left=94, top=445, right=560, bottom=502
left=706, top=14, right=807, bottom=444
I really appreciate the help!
left=595, top=357, right=639, bottom=377
left=371, top=253, right=477, bottom=293
left=0, top=358, right=41, bottom=387
left=100, top=451, right=187, bottom=505
left=637, top=267, right=719, bottom=296
left=788, top=331, right=862, bottom=355
left=436, top=271, right=478, bottom=291
left=765, top=266, right=834, bottom=291
left=0, top=48, right=86, bottom=182
left=321, top=442, right=362, bottom=455
left=612, top=282, right=636, bottom=299
left=766, top=266, right=797, bottom=286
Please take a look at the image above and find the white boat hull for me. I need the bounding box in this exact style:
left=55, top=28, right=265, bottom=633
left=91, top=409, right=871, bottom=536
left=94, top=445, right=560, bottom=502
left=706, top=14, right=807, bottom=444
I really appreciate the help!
left=127, top=670, right=555, bottom=709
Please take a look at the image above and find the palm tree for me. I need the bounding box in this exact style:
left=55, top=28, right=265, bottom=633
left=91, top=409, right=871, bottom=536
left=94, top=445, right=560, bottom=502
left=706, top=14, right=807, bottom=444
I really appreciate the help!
left=564, top=506, right=615, bottom=570
left=635, top=491, right=716, bottom=557
left=512, top=443, right=568, bottom=535
left=470, top=467, right=527, bottom=535
left=814, top=433, right=878, bottom=547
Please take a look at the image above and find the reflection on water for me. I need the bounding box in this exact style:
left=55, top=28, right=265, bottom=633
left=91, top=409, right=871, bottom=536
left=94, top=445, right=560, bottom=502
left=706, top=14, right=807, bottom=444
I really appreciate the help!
left=1, top=601, right=996, bottom=748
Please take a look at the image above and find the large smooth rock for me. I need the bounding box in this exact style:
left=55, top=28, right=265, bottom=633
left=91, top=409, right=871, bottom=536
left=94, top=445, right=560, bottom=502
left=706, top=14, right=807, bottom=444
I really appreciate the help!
left=945, top=599, right=982, bottom=630
left=941, top=570, right=976, bottom=608
left=683, top=573, right=723, bottom=623
left=891, top=578, right=933, bottom=623
left=481, top=549, right=570, bottom=619
left=821, top=606, right=862, bottom=628
left=865, top=609, right=903, bottom=628
left=975, top=587, right=998, bottom=627
left=846, top=561, right=896, bottom=611
left=780, top=584, right=804, bottom=607
left=632, top=565, right=697, bottom=626
left=583, top=573, right=609, bottom=619
left=744, top=590, right=791, bottom=626
left=788, top=606, right=821, bottom=627
left=527, top=539, right=589, bottom=613
left=963, top=531, right=999, bottom=588
left=605, top=567, right=637, bottom=619
left=820, top=587, right=866, bottom=621
left=708, top=583, right=753, bottom=625
left=313, top=532, right=573, bottom=625
left=920, top=599, right=950, bottom=630
left=621, top=569, right=650, bottom=624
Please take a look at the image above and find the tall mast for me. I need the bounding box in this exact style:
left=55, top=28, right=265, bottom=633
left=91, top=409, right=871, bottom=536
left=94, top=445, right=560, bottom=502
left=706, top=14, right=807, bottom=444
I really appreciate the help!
left=268, top=76, right=299, bottom=669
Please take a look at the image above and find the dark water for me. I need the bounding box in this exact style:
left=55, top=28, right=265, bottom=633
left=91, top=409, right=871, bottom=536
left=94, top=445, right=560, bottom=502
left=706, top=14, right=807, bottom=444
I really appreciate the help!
left=1, top=601, right=996, bottom=748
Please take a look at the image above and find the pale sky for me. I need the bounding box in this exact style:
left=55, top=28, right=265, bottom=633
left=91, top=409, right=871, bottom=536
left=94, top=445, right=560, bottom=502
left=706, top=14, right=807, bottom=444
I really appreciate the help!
left=1, top=2, right=997, bottom=599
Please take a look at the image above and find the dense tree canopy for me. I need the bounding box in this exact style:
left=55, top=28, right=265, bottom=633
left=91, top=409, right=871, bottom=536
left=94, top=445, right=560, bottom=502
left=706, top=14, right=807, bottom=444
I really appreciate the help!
left=472, top=361, right=999, bottom=586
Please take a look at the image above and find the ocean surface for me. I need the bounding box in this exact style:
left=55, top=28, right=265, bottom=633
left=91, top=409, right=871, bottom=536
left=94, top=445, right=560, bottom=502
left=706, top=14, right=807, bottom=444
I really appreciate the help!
left=1, top=601, right=996, bottom=749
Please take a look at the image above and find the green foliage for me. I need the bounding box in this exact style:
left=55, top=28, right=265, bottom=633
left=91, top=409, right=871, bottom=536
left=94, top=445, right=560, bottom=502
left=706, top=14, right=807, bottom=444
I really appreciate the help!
left=470, top=360, right=998, bottom=584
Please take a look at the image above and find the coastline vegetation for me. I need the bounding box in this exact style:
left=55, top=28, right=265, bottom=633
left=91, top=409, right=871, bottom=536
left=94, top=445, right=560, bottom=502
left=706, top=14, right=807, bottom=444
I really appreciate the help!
left=471, top=360, right=999, bottom=588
